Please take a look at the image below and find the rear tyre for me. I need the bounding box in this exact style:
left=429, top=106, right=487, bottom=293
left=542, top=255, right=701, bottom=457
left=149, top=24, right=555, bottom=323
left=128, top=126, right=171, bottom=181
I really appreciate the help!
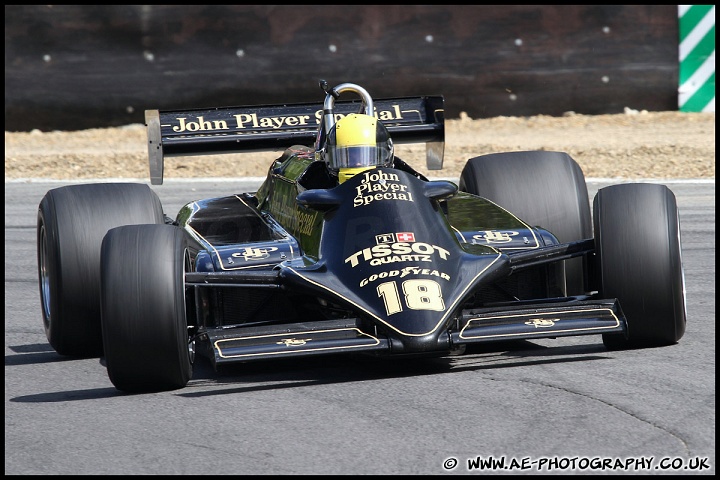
left=37, top=183, right=164, bottom=357
left=459, top=151, right=592, bottom=295
left=101, top=224, right=194, bottom=393
left=594, top=184, right=686, bottom=348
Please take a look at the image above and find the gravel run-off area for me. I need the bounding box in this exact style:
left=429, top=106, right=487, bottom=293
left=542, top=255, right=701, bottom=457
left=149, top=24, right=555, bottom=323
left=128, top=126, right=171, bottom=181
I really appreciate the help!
left=4, top=110, right=715, bottom=181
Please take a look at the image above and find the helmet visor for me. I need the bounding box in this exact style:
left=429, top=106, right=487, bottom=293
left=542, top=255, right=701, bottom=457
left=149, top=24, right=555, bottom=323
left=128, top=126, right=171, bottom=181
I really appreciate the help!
left=332, top=144, right=392, bottom=169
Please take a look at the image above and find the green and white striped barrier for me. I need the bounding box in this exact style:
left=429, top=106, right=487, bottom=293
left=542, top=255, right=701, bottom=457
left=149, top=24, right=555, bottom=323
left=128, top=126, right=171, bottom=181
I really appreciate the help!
left=678, top=5, right=715, bottom=112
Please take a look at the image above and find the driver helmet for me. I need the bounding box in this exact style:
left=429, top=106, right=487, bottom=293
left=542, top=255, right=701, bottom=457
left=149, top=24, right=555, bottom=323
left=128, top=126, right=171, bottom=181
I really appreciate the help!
left=325, top=113, right=394, bottom=184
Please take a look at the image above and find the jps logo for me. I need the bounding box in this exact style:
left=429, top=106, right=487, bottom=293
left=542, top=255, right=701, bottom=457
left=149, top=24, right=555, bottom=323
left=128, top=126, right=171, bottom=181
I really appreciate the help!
left=472, top=230, right=519, bottom=244
left=525, top=318, right=558, bottom=328
left=232, top=246, right=278, bottom=261
left=276, top=338, right=311, bottom=347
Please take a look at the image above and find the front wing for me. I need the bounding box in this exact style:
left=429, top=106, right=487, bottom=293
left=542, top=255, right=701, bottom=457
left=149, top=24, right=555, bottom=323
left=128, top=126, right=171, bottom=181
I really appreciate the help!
left=186, top=237, right=626, bottom=367
left=193, top=295, right=626, bottom=367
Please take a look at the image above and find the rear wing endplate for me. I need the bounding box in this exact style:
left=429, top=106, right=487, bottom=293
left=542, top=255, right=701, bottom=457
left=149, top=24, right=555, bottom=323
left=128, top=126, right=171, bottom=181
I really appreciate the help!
left=145, top=96, right=444, bottom=184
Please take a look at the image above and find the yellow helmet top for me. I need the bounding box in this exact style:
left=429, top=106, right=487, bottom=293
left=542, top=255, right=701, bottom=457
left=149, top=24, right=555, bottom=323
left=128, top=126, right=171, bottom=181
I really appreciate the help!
left=335, top=114, right=378, bottom=148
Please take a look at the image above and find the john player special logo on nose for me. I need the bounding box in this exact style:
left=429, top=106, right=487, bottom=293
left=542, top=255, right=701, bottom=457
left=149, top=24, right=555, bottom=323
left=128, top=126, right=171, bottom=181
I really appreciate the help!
left=354, top=170, right=414, bottom=207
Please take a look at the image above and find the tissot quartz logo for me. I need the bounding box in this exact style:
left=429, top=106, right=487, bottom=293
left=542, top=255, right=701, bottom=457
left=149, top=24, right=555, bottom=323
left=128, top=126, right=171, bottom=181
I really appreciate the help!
left=345, top=232, right=450, bottom=267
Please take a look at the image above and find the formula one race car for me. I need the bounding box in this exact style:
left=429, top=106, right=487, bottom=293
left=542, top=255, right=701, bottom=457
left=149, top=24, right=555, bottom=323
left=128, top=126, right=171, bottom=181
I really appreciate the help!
left=37, top=81, right=686, bottom=393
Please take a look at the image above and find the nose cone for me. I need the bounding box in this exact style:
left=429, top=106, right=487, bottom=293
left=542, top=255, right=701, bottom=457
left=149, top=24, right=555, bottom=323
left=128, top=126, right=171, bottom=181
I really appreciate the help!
left=288, top=169, right=511, bottom=340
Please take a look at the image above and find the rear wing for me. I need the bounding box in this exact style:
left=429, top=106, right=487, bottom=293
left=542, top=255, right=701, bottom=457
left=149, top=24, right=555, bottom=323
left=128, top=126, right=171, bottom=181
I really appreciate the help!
left=145, top=96, right=444, bottom=185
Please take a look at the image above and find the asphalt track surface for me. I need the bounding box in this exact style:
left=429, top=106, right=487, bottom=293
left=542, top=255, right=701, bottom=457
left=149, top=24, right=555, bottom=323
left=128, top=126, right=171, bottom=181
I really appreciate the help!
left=5, top=178, right=715, bottom=475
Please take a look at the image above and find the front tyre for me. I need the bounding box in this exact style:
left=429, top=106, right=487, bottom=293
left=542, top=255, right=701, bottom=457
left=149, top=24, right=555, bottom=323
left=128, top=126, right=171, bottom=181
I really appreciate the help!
left=459, top=151, right=592, bottom=296
left=101, top=224, right=194, bottom=393
left=37, top=183, right=164, bottom=357
left=594, top=184, right=687, bottom=348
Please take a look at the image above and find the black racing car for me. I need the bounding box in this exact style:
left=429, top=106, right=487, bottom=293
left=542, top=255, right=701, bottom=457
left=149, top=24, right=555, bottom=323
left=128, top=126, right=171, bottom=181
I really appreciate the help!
left=37, top=81, right=686, bottom=393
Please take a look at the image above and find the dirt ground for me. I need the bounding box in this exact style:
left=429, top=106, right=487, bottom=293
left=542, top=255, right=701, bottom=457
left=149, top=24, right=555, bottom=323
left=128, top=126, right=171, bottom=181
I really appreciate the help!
left=4, top=110, right=715, bottom=180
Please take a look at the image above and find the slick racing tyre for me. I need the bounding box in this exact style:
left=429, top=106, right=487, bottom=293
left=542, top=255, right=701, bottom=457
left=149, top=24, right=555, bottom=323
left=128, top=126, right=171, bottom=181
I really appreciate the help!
left=37, top=183, right=165, bottom=357
left=459, top=151, right=592, bottom=296
left=593, top=184, right=687, bottom=349
left=101, top=224, right=194, bottom=393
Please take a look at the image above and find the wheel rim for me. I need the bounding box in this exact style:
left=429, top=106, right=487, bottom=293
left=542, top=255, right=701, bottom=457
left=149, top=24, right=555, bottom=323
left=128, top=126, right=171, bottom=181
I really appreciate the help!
left=39, top=223, right=52, bottom=327
left=184, top=249, right=195, bottom=364
left=676, top=209, right=688, bottom=320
